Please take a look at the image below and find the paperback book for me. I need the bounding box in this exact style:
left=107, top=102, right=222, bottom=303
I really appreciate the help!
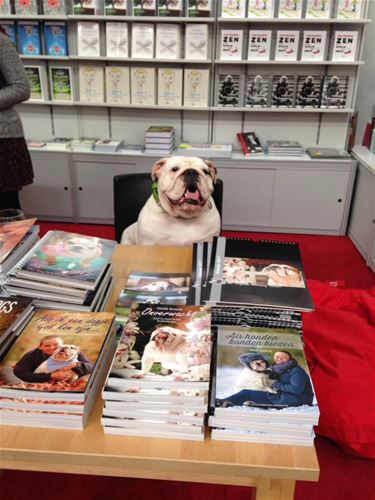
left=130, top=67, right=156, bottom=105
left=72, top=0, right=100, bottom=15
left=247, top=30, right=271, bottom=61
left=295, top=75, right=322, bottom=108
left=335, top=0, right=363, bottom=19
left=18, top=22, right=42, bottom=56
left=24, top=64, right=48, bottom=101
left=184, top=23, right=209, bottom=60
left=320, top=75, right=349, bottom=108
left=306, top=147, right=351, bottom=159
left=0, top=296, right=33, bottom=352
left=0, top=218, right=37, bottom=266
left=158, top=67, right=183, bottom=106
left=219, top=29, right=244, bottom=61
left=0, top=22, right=17, bottom=46
left=277, top=0, right=302, bottom=18
left=177, top=143, right=232, bottom=158
left=331, top=30, right=358, bottom=62
left=221, top=0, right=246, bottom=17
left=275, top=30, right=300, bottom=61
left=305, top=0, right=332, bottom=18
left=183, top=68, right=209, bottom=107
left=0, top=0, right=11, bottom=14
left=245, top=74, right=270, bottom=108
left=50, top=66, right=73, bottom=102
left=42, top=0, right=67, bottom=15
left=105, top=66, right=130, bottom=104
left=216, top=72, right=244, bottom=107
left=77, top=22, right=100, bottom=57
left=247, top=0, right=274, bottom=18
left=187, top=0, right=211, bottom=17
left=14, top=0, right=38, bottom=14
left=44, top=22, right=68, bottom=57
left=158, top=0, right=182, bottom=16
left=133, top=0, right=156, bottom=15
left=9, top=230, right=116, bottom=291
left=155, top=23, right=181, bottom=59
left=104, top=0, right=127, bottom=15
left=300, top=30, right=327, bottom=61
left=79, top=64, right=105, bottom=103
left=106, top=22, right=128, bottom=58
left=270, top=74, right=296, bottom=108
left=131, top=23, right=154, bottom=58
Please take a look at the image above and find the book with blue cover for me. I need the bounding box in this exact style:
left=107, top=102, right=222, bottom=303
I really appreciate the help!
left=0, top=22, right=17, bottom=47
left=44, top=22, right=68, bottom=57
left=18, top=22, right=42, bottom=56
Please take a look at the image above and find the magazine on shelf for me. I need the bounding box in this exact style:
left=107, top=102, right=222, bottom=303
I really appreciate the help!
left=247, top=0, right=274, bottom=18
left=211, top=324, right=319, bottom=423
left=0, top=309, right=115, bottom=402
left=277, top=0, right=303, bottom=18
left=275, top=30, right=300, bottom=61
left=106, top=22, right=128, bottom=58
left=158, top=0, right=182, bottom=16
left=245, top=75, right=270, bottom=108
left=44, top=22, right=68, bottom=57
left=155, top=23, right=181, bottom=59
left=157, top=67, right=183, bottom=106
left=14, top=0, right=38, bottom=15
left=79, top=64, right=105, bottom=103
left=0, top=218, right=37, bottom=266
left=270, top=74, right=296, bottom=108
left=221, top=0, right=246, bottom=17
left=24, top=64, right=49, bottom=101
left=300, top=30, right=327, bottom=61
left=331, top=30, right=358, bottom=62
left=18, top=21, right=41, bottom=55
left=320, top=75, right=349, bottom=109
left=305, top=0, right=332, bottom=19
left=184, top=23, right=209, bottom=60
left=247, top=30, right=272, bottom=61
left=77, top=22, right=100, bottom=57
left=335, top=0, right=363, bottom=19
left=183, top=68, right=209, bottom=107
left=105, top=303, right=212, bottom=390
left=295, top=75, right=322, bottom=109
left=9, top=230, right=116, bottom=291
left=42, top=0, right=67, bottom=16
left=188, top=0, right=211, bottom=17
left=133, top=0, right=156, bottom=16
left=219, top=29, right=244, bottom=61
left=105, top=66, right=130, bottom=104
left=104, top=0, right=127, bottom=15
left=131, top=23, right=154, bottom=58
left=49, top=65, right=73, bottom=102
left=130, top=67, right=156, bottom=105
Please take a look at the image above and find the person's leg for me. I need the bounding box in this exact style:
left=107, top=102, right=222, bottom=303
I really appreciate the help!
left=217, top=389, right=270, bottom=407
left=0, top=191, right=21, bottom=210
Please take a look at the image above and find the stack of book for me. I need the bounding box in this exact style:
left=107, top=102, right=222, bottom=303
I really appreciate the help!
left=0, top=218, right=39, bottom=284
left=3, top=230, right=116, bottom=312
left=144, top=126, right=175, bottom=156
left=101, top=303, right=213, bottom=441
left=0, top=310, right=116, bottom=429
left=0, top=295, right=34, bottom=357
left=71, top=137, right=98, bottom=152
left=44, top=138, right=72, bottom=151
left=266, top=140, right=304, bottom=157
left=176, top=143, right=233, bottom=158
left=94, top=139, right=123, bottom=153
left=237, top=132, right=264, bottom=156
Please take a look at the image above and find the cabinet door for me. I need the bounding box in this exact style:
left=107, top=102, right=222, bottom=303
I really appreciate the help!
left=75, top=160, right=136, bottom=222
left=216, top=165, right=275, bottom=230
left=272, top=168, right=351, bottom=233
left=20, top=152, right=74, bottom=220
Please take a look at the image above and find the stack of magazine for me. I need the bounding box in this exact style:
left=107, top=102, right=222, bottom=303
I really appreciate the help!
left=266, top=140, right=304, bottom=157
left=0, top=295, right=34, bottom=357
left=2, top=231, right=116, bottom=312
left=0, top=218, right=39, bottom=284
left=101, top=303, right=213, bottom=441
left=0, top=309, right=116, bottom=429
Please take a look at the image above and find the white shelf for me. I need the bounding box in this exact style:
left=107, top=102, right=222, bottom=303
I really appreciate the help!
left=217, top=17, right=371, bottom=24
left=69, top=56, right=212, bottom=63
left=211, top=106, right=354, bottom=113
left=214, top=59, right=365, bottom=65
left=68, top=15, right=216, bottom=22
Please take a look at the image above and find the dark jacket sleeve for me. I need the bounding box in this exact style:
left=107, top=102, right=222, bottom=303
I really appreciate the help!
left=13, top=349, right=51, bottom=383
left=271, top=366, right=309, bottom=395
left=73, top=352, right=94, bottom=378
left=0, top=34, right=30, bottom=110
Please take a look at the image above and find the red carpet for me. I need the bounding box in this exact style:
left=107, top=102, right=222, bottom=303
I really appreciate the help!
left=2, top=222, right=374, bottom=499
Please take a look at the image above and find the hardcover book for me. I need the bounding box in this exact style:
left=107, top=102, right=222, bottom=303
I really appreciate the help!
left=331, top=30, right=358, bottom=62
left=10, top=230, right=116, bottom=290
left=237, top=131, right=264, bottom=155
left=245, top=74, right=270, bottom=107
left=188, top=0, right=211, bottom=17
left=44, top=22, right=68, bottom=57
left=24, top=64, right=48, bottom=101
left=0, top=296, right=33, bottom=351
left=275, top=30, right=300, bottom=61
left=42, top=0, right=67, bottom=15
left=0, top=218, right=37, bottom=265
left=271, top=74, right=296, bottom=108
left=72, top=0, right=100, bottom=15
left=184, top=23, right=209, bottom=60
left=219, top=29, right=244, bottom=61
left=155, top=24, right=181, bottom=59
left=106, top=22, right=128, bottom=58
left=131, top=24, right=154, bottom=58
left=306, top=147, right=351, bottom=159
left=18, top=22, right=42, bottom=56
left=130, top=67, right=156, bottom=105
left=0, top=22, right=17, bottom=46
left=79, top=64, right=105, bottom=103
left=158, top=0, right=182, bottom=16
left=106, top=303, right=212, bottom=390
left=301, top=30, right=327, bottom=61
left=133, top=0, right=156, bottom=15
left=277, top=0, right=302, bottom=18
left=183, top=68, right=209, bottom=107
left=105, top=66, right=130, bottom=104
left=320, top=75, right=349, bottom=109
left=158, top=67, right=183, bottom=106
left=77, top=22, right=100, bottom=57
left=14, top=0, right=38, bottom=14
left=221, top=0, right=246, bottom=17
left=104, top=0, right=127, bottom=15
left=0, top=310, right=115, bottom=401
left=216, top=72, right=244, bottom=107
left=336, top=0, right=363, bottom=19
left=305, top=0, right=332, bottom=18
left=0, top=0, right=11, bottom=14
left=50, top=66, right=73, bottom=102
left=247, top=30, right=272, bottom=61
left=295, top=75, right=322, bottom=108
left=247, top=0, right=274, bottom=18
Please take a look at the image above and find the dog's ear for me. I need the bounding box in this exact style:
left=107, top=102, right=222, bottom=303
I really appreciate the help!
left=204, top=160, right=217, bottom=183
left=152, top=158, right=168, bottom=181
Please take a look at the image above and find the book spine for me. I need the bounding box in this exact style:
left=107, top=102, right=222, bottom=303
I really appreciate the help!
left=236, top=133, right=250, bottom=156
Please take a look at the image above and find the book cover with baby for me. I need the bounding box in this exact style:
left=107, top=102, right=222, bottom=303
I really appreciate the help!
left=107, top=303, right=212, bottom=389
left=0, top=310, right=114, bottom=395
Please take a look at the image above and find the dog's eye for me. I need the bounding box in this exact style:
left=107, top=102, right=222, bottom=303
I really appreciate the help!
left=203, top=169, right=210, bottom=175
left=171, top=166, right=179, bottom=172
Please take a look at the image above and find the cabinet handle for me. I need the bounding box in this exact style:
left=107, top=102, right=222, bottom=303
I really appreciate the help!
left=64, top=187, right=68, bottom=191
left=78, top=187, right=83, bottom=191
left=337, top=199, right=342, bottom=203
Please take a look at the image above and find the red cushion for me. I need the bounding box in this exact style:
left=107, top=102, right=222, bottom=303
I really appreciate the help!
left=302, top=281, right=375, bottom=459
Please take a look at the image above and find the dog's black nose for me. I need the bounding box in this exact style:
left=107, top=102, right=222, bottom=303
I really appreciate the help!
left=184, top=169, right=199, bottom=192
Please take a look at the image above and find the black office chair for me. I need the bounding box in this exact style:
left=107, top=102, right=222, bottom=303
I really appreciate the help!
left=114, top=173, right=223, bottom=243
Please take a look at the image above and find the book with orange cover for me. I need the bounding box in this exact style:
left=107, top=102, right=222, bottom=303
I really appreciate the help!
left=0, top=218, right=37, bottom=265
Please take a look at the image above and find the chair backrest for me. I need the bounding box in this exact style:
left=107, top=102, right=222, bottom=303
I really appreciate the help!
left=113, top=173, right=223, bottom=243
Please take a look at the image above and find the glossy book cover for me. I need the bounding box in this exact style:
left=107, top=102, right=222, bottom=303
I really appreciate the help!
left=0, top=218, right=36, bottom=264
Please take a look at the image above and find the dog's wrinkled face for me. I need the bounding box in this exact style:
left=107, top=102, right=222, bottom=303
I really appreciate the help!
left=52, top=344, right=80, bottom=362
left=152, top=156, right=217, bottom=219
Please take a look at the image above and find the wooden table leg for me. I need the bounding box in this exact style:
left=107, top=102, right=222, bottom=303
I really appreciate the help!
left=254, top=478, right=296, bottom=500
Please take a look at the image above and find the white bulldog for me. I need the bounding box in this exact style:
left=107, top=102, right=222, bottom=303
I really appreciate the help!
left=121, top=156, right=221, bottom=246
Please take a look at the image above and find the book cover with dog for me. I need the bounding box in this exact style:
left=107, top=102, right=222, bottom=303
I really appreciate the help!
left=107, top=303, right=212, bottom=389
left=0, top=310, right=115, bottom=398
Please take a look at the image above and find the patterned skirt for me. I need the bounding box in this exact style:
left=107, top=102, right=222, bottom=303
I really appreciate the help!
left=0, top=138, right=34, bottom=193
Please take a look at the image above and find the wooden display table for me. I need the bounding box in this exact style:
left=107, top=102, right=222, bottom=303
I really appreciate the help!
left=0, top=245, right=319, bottom=500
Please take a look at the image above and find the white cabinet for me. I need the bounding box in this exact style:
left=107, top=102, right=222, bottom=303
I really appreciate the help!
left=348, top=146, right=375, bottom=272
left=20, top=151, right=75, bottom=221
